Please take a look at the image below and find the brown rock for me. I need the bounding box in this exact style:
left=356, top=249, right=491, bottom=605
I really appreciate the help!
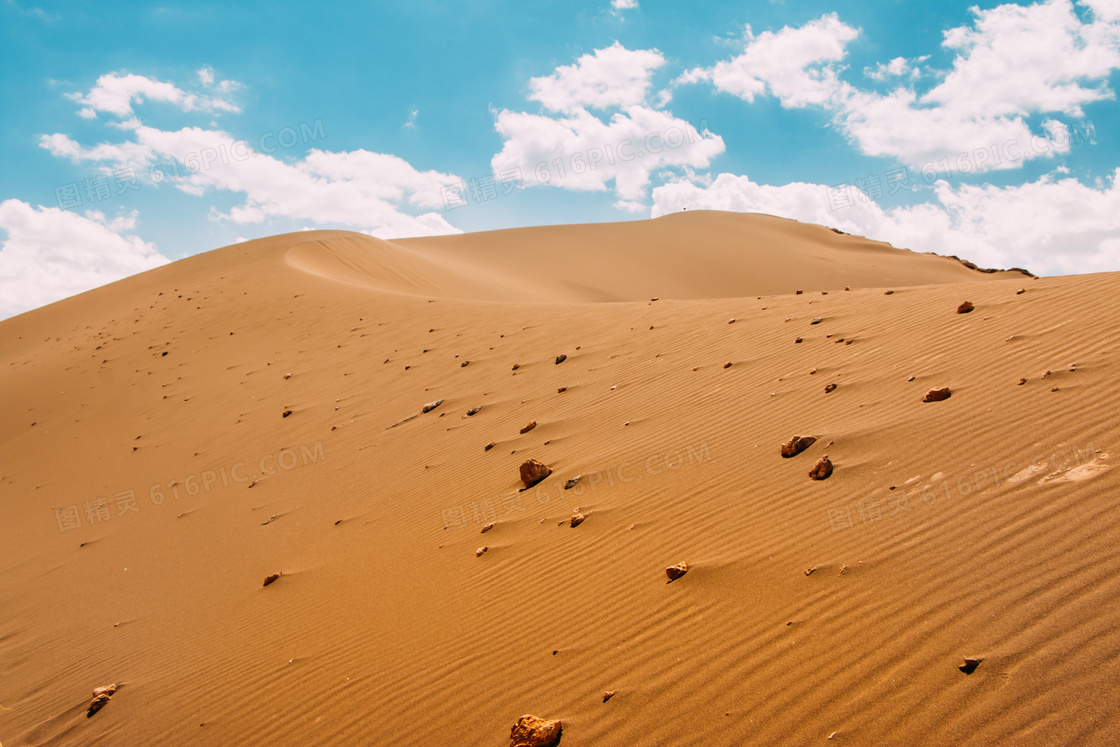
left=510, top=714, right=562, bottom=747
left=485, top=442, right=496, bottom=451
left=957, top=301, right=974, bottom=314
left=520, top=421, right=537, bottom=434
left=481, top=522, right=494, bottom=533
left=263, top=573, right=281, bottom=587
left=557, top=386, right=567, bottom=393
left=602, top=690, right=616, bottom=703
left=811, top=317, right=823, bottom=325
left=466, top=406, right=481, bottom=416
left=1016, top=288, right=1026, bottom=295
left=781, top=435, right=817, bottom=458
left=520, top=459, right=552, bottom=489
left=665, top=562, right=689, bottom=581
left=1018, top=378, right=1027, bottom=385
left=555, top=354, right=567, bottom=365
left=476, top=546, right=488, bottom=557
left=884, top=290, right=894, bottom=295
left=92, top=684, right=117, bottom=699
left=570, top=513, right=586, bottom=528
left=795, top=337, right=803, bottom=343
left=461, top=360, right=470, bottom=367
left=87, top=684, right=118, bottom=717
left=959, top=657, right=982, bottom=674
left=809, top=456, right=833, bottom=480
left=923, top=387, right=952, bottom=402
left=824, top=383, right=837, bottom=393
left=796, top=289, right=803, bottom=295
left=563, top=476, right=581, bottom=490
left=723, top=362, right=732, bottom=369
left=422, top=399, right=443, bottom=413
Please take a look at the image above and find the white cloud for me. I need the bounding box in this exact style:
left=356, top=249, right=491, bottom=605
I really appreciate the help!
left=614, top=198, right=646, bottom=212
left=0, top=200, right=167, bottom=319
left=494, top=43, right=724, bottom=206
left=529, top=42, right=665, bottom=112
left=67, top=71, right=241, bottom=119
left=681, top=2, right=1120, bottom=170
left=39, top=131, right=159, bottom=167
left=650, top=169, right=1120, bottom=276
left=492, top=106, right=724, bottom=201
left=40, top=122, right=463, bottom=239
left=611, top=0, right=638, bottom=10
left=678, top=14, right=859, bottom=107
left=927, top=0, right=1120, bottom=118
left=865, top=56, right=926, bottom=82
left=834, top=88, right=1055, bottom=169
left=40, top=71, right=464, bottom=239
left=1083, top=0, right=1120, bottom=22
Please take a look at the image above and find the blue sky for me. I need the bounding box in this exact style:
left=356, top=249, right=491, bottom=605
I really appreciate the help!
left=2, top=0, right=1119, bottom=317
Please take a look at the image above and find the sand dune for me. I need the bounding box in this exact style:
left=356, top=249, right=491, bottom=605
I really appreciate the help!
left=2, top=212, right=1117, bottom=746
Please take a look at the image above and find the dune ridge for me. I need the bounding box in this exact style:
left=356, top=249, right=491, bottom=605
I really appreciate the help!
left=1, top=212, right=1117, bottom=746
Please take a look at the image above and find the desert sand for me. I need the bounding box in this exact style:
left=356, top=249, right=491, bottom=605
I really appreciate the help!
left=1, top=210, right=1117, bottom=745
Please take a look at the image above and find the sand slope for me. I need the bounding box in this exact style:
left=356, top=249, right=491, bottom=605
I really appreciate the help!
left=1, top=212, right=1117, bottom=746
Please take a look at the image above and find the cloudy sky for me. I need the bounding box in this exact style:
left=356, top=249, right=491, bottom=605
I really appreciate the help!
left=2, top=0, right=1119, bottom=318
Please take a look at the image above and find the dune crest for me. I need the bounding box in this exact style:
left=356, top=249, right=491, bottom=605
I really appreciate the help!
left=284, top=211, right=1025, bottom=304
